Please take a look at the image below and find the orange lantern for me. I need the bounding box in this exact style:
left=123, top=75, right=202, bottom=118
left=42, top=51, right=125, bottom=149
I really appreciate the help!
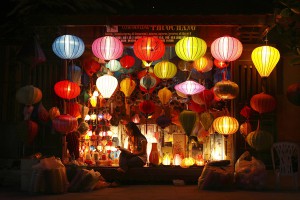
left=180, top=157, right=195, bottom=168
left=52, top=114, right=78, bottom=134
left=158, top=87, right=172, bottom=105
left=120, top=55, right=135, bottom=69
left=154, top=60, right=177, bottom=80
left=16, top=85, right=42, bottom=105
left=120, top=77, right=136, bottom=97
left=214, top=59, right=229, bottom=69
left=54, top=80, right=80, bottom=100
left=65, top=102, right=81, bottom=118
left=49, top=107, right=60, bottom=120
left=83, top=58, right=100, bottom=76
left=38, top=103, right=49, bottom=122
left=213, top=80, right=239, bottom=100
left=250, top=92, right=276, bottom=114
left=193, top=56, right=213, bottom=73
left=213, top=116, right=239, bottom=135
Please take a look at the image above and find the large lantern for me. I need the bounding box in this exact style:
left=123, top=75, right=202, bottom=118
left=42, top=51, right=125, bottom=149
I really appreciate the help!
left=120, top=55, right=135, bottom=69
left=213, top=80, right=239, bottom=100
left=133, top=37, right=165, bottom=65
left=175, top=80, right=205, bottom=96
left=251, top=45, right=280, bottom=78
left=120, top=78, right=136, bottom=97
left=105, top=59, right=122, bottom=72
left=16, top=85, right=42, bottom=105
left=52, top=35, right=85, bottom=59
left=193, top=56, right=213, bottom=73
left=154, top=61, right=177, bottom=79
left=213, top=116, right=239, bottom=135
left=54, top=80, right=80, bottom=100
left=52, top=114, right=78, bottom=134
left=175, top=37, right=207, bottom=62
left=92, top=36, right=123, bottom=62
left=210, top=36, right=243, bottom=62
left=96, top=74, right=118, bottom=99
left=158, top=87, right=172, bottom=105
left=250, top=92, right=276, bottom=114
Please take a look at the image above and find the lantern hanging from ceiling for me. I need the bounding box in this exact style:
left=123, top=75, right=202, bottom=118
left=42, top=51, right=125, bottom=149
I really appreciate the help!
left=179, top=110, right=198, bottom=137
left=193, top=56, right=213, bottom=73
left=175, top=80, right=205, bottom=96
left=178, top=60, right=194, bottom=71
left=49, top=107, right=60, bottom=120
left=16, top=85, right=42, bottom=105
left=139, top=100, right=156, bottom=116
left=246, top=129, right=273, bottom=151
left=105, top=59, right=122, bottom=72
left=158, top=87, right=172, bottom=105
left=68, top=65, right=82, bottom=85
left=156, top=115, right=172, bottom=129
left=83, top=58, right=100, bottom=76
left=120, top=77, right=136, bottom=97
left=210, top=36, right=243, bottom=62
left=213, top=116, right=239, bottom=135
left=90, top=96, right=98, bottom=107
left=213, top=80, right=239, bottom=100
left=175, top=36, right=207, bottom=62
left=251, top=45, right=280, bottom=78
left=92, top=36, right=124, bottom=62
left=250, top=92, right=276, bottom=114
left=52, top=114, right=78, bottom=134
left=286, top=83, right=300, bottom=106
left=52, top=34, right=85, bottom=59
left=120, top=55, right=135, bottom=69
left=140, top=74, right=157, bottom=91
left=54, top=80, right=80, bottom=100
left=133, top=37, right=165, bottom=65
left=214, top=59, right=229, bottom=69
left=154, top=61, right=177, bottom=80
left=96, top=74, right=118, bottom=99
left=192, top=89, right=215, bottom=106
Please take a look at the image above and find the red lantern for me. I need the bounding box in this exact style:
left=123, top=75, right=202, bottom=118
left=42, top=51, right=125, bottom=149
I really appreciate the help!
left=49, top=107, right=60, bottom=120
left=27, top=120, right=39, bottom=145
left=120, top=55, right=135, bottom=69
left=286, top=83, right=300, bottom=106
left=133, top=37, right=165, bottom=64
left=188, top=100, right=205, bottom=113
left=54, top=80, right=80, bottom=100
left=52, top=114, right=78, bottom=134
left=214, top=59, right=229, bottom=69
left=65, top=102, right=81, bottom=118
left=139, top=100, right=156, bottom=115
left=192, top=89, right=214, bottom=107
left=83, top=58, right=100, bottom=76
left=250, top=93, right=276, bottom=114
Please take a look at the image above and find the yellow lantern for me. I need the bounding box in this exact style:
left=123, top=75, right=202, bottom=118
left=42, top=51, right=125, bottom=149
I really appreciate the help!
left=251, top=45, right=280, bottom=78
left=120, top=77, right=136, bottom=97
left=89, top=96, right=97, bottom=107
left=154, top=61, right=177, bottom=80
left=175, top=37, right=207, bottom=62
left=180, top=157, right=195, bottom=168
left=193, top=56, right=213, bottom=73
left=213, top=116, right=239, bottom=135
left=158, top=87, right=172, bottom=105
left=162, top=153, right=171, bottom=165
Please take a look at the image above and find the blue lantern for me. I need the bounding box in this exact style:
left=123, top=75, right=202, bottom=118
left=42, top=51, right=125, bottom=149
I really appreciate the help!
left=52, top=35, right=85, bottom=59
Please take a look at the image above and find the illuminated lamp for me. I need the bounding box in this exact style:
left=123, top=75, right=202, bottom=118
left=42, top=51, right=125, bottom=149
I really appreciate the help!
left=120, top=77, right=136, bottom=97
left=154, top=61, right=177, bottom=79
left=214, top=59, right=229, bottom=69
left=140, top=74, right=157, bottom=90
left=96, top=74, right=118, bottom=99
left=105, top=60, right=121, bottom=72
left=251, top=45, right=280, bottom=78
left=120, top=55, right=135, bottom=69
left=213, top=116, right=239, bottom=136
left=193, top=56, right=213, bottom=73
left=133, top=37, right=165, bottom=65
left=158, top=87, right=172, bottom=105
left=52, top=35, right=85, bottom=59
left=210, top=36, right=243, bottom=63
left=90, top=96, right=98, bottom=107
left=175, top=37, right=207, bottom=62
left=92, top=36, right=124, bottom=62
left=175, top=80, right=205, bottom=96
left=54, top=80, right=80, bottom=100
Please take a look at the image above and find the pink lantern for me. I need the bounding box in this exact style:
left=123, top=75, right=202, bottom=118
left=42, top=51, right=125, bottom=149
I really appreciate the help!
left=174, top=80, right=205, bottom=96
left=211, top=36, right=243, bottom=62
left=92, top=36, right=124, bottom=62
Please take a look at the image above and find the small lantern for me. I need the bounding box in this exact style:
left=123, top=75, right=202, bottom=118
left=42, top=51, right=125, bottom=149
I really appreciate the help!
left=140, top=74, right=157, bottom=91
left=120, top=55, right=135, bottom=69
left=193, top=56, right=213, bottom=73
left=213, top=116, right=239, bottom=135
left=52, top=35, right=85, bottom=59
left=158, top=87, right=172, bottom=105
left=49, top=107, right=60, bottom=120
left=54, top=80, right=80, bottom=100
left=90, top=96, right=98, bottom=107
left=162, top=153, right=171, bottom=165
left=173, top=154, right=183, bottom=166
left=214, top=59, right=229, bottom=69
left=175, top=80, right=205, bottom=96
left=16, top=85, right=42, bottom=105
left=120, top=78, right=136, bottom=97
left=139, top=100, right=156, bottom=116
left=175, top=37, right=207, bottom=61
left=213, top=80, right=239, bottom=100
left=154, top=60, right=177, bottom=80
left=250, top=92, right=276, bottom=114
left=96, top=74, right=118, bottom=99
left=105, top=60, right=122, bottom=72
left=251, top=45, right=280, bottom=78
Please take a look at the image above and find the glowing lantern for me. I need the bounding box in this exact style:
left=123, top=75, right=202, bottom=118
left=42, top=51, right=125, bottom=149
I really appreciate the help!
left=173, top=154, right=183, bottom=166
left=65, top=102, right=81, bottom=118
left=192, top=89, right=214, bottom=106
left=140, top=74, right=157, bottom=91
left=210, top=36, right=243, bottom=62
left=92, top=36, right=124, bottom=62
left=180, top=157, right=195, bottom=168
left=139, top=100, right=156, bottom=116
left=96, top=74, right=118, bottom=99
left=154, top=61, right=177, bottom=79
left=52, top=114, right=78, bottom=134
left=213, top=80, right=239, bottom=100
left=158, top=87, right=172, bottom=105
left=251, top=45, right=280, bottom=78
left=175, top=37, right=207, bottom=61
left=132, top=113, right=141, bottom=123
left=120, top=78, right=136, bottom=97
left=175, top=80, right=205, bottom=96
left=49, top=107, right=60, bottom=120
left=179, top=110, right=198, bottom=137
left=133, top=37, right=165, bottom=65
left=52, top=35, right=85, bottom=59
left=193, top=56, right=213, bottom=73
left=54, top=80, right=80, bottom=100
left=105, top=59, right=121, bottom=72
left=90, top=96, right=98, bottom=107
left=250, top=92, right=276, bottom=114
left=83, top=58, right=100, bottom=77
left=120, top=55, right=135, bottom=69
left=213, top=116, right=239, bottom=135
left=16, top=85, right=42, bottom=105
left=162, top=153, right=171, bottom=165
left=214, top=59, right=229, bottom=69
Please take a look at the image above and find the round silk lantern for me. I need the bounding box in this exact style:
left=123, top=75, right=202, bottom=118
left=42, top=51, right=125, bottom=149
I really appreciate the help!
left=193, top=56, right=213, bottom=73
left=92, top=36, right=123, bottom=62
left=52, top=114, right=78, bottom=134
left=251, top=45, right=280, bottom=78
left=140, top=74, right=157, bottom=91
left=246, top=129, right=273, bottom=151
left=83, top=58, right=100, bottom=76
left=49, top=107, right=60, bottom=120
left=54, top=80, right=80, bottom=100
left=175, top=37, right=207, bottom=61
left=52, top=35, right=85, bottom=59
left=214, top=59, right=229, bottom=69
left=154, top=61, right=177, bottom=80
left=213, top=116, right=239, bottom=135
left=158, top=87, right=172, bottom=105
left=286, top=83, right=300, bottom=106
left=133, top=37, right=165, bottom=65
left=250, top=92, right=276, bottom=114
left=16, top=85, right=42, bottom=105
left=213, top=80, right=239, bottom=100
left=211, top=36, right=243, bottom=62
left=120, top=55, right=135, bottom=69
left=96, top=74, right=118, bottom=99
left=139, top=100, right=156, bottom=116
left=120, top=78, right=136, bottom=97
left=179, top=110, right=198, bottom=137
left=175, top=80, right=205, bottom=96
left=105, top=60, right=121, bottom=72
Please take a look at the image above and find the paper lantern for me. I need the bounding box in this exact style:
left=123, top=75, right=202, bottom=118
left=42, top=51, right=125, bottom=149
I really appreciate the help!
left=286, top=83, right=300, bottom=106
left=133, top=37, right=165, bottom=64
left=158, top=87, right=172, bottom=105
left=83, top=58, right=100, bottom=76
left=120, top=78, right=136, bottom=97
left=105, top=60, right=121, bottom=72
left=52, top=35, right=85, bottom=59
left=214, top=59, right=229, bottom=69
left=96, top=74, right=118, bottom=99
left=250, top=92, right=276, bottom=114
left=89, top=96, right=97, bottom=107
left=92, top=36, right=123, bottom=62
left=68, top=65, right=82, bottom=85
left=139, top=100, right=156, bottom=115
left=246, top=129, right=273, bottom=151
left=180, top=157, right=195, bottom=168
left=179, top=110, right=198, bottom=137
left=188, top=100, right=205, bottom=113
left=52, top=114, right=78, bottom=134
left=240, top=121, right=252, bottom=137
left=199, top=112, right=214, bottom=131
left=49, top=107, right=60, bottom=120
left=65, top=102, right=81, bottom=118
left=120, top=55, right=135, bottom=69
left=213, top=116, right=239, bottom=135
left=193, top=56, right=213, bottom=73
left=54, top=80, right=80, bottom=100
left=213, top=80, right=239, bottom=100
left=175, top=37, right=207, bottom=61
left=211, top=36, right=243, bottom=62
left=192, top=89, right=214, bottom=106
left=131, top=113, right=141, bottom=124
left=251, top=45, right=280, bottom=78
left=154, top=61, right=177, bottom=79
left=175, top=80, right=205, bottom=96
left=16, top=85, right=42, bottom=105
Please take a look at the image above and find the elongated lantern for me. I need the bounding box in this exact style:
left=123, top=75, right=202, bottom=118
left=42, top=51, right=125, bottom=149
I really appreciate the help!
left=96, top=74, right=118, bottom=99
left=92, top=36, right=123, bottom=62
left=120, top=78, right=136, bottom=97
left=175, top=37, right=207, bottom=62
left=52, top=35, right=85, bottom=59
left=158, top=87, right=172, bottom=105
